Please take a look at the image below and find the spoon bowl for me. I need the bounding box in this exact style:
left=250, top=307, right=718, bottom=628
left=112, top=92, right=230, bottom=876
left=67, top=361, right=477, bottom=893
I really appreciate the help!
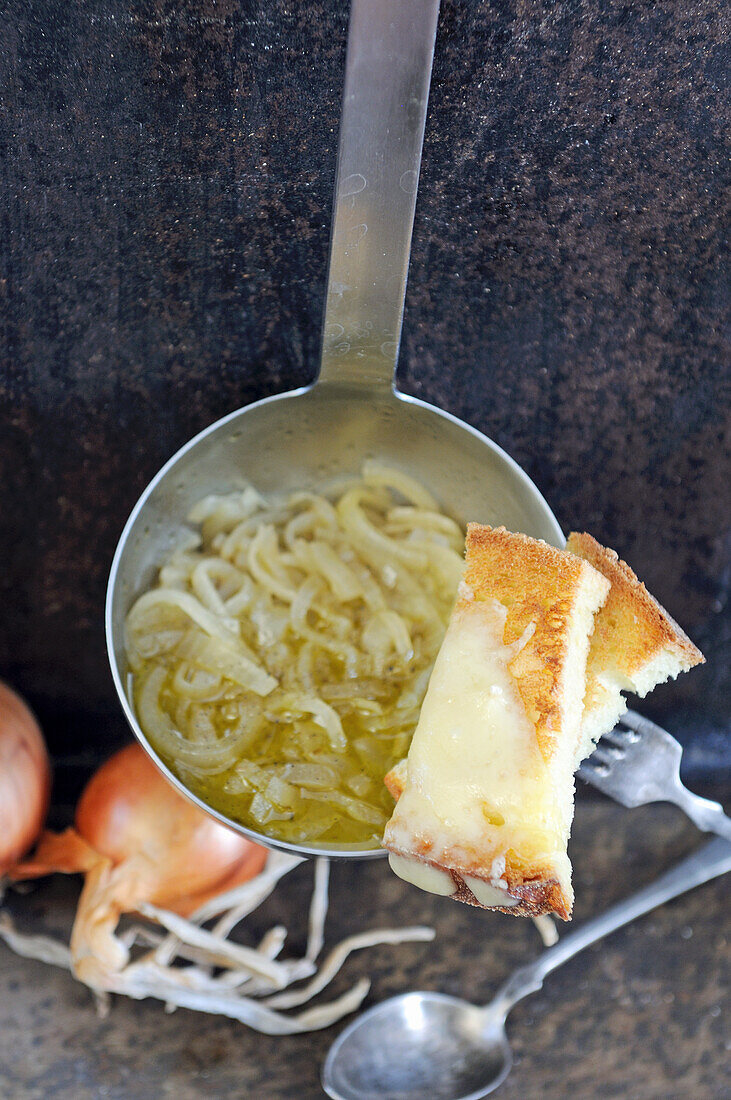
left=322, top=991, right=511, bottom=1100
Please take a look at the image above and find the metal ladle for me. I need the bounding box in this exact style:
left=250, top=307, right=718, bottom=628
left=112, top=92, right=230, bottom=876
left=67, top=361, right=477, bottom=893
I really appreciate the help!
left=322, top=836, right=731, bottom=1100
left=105, top=0, right=562, bottom=859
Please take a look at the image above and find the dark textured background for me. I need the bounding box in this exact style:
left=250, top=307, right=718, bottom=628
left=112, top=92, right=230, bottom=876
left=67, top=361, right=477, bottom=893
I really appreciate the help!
left=0, top=0, right=729, bottom=787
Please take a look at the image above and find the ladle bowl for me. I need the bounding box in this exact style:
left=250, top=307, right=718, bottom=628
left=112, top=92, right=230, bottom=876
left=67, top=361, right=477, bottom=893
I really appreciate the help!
left=105, top=0, right=563, bottom=859
left=105, top=378, right=562, bottom=858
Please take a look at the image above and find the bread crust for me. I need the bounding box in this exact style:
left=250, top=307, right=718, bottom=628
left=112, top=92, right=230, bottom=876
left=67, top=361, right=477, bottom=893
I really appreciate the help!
left=464, top=524, right=610, bottom=761
left=566, top=531, right=704, bottom=678
left=386, top=842, right=571, bottom=920
left=383, top=758, right=407, bottom=801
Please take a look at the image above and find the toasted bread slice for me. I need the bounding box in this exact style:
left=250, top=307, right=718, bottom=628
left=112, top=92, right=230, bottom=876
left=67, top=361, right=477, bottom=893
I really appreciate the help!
left=383, top=757, right=408, bottom=802
left=383, top=524, right=610, bottom=920
left=566, top=532, right=705, bottom=760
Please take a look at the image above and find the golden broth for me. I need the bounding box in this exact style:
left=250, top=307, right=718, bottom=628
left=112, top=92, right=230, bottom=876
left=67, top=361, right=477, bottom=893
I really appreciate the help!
left=125, top=463, right=462, bottom=848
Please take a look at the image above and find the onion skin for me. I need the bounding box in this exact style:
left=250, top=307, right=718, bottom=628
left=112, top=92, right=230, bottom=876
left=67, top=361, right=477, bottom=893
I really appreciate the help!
left=0, top=682, right=51, bottom=874
left=74, top=743, right=267, bottom=911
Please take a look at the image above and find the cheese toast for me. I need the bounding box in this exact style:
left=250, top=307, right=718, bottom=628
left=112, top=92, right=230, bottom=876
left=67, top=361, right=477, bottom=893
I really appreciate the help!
left=383, top=524, right=611, bottom=920
left=384, top=526, right=704, bottom=920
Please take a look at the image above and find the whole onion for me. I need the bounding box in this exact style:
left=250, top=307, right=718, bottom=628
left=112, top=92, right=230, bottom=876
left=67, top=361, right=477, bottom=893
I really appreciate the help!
left=74, top=743, right=267, bottom=910
left=0, top=681, right=51, bottom=873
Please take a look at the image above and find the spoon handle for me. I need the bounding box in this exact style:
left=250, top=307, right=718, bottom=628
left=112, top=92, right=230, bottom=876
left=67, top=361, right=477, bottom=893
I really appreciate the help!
left=318, top=0, right=440, bottom=390
left=492, top=836, right=731, bottom=1013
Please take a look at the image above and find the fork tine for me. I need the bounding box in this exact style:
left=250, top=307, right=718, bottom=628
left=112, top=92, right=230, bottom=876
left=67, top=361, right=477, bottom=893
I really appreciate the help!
left=577, top=759, right=609, bottom=783
left=619, top=708, right=669, bottom=739
left=588, top=745, right=618, bottom=767
left=599, top=727, right=631, bottom=750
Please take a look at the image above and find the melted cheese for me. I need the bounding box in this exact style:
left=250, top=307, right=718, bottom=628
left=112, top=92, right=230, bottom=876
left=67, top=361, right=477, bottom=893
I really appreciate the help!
left=388, top=854, right=456, bottom=896
left=384, top=598, right=566, bottom=887
left=463, top=874, right=518, bottom=907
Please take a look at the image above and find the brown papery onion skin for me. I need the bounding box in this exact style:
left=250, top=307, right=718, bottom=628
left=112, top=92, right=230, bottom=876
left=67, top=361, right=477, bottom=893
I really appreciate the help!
left=0, top=682, right=51, bottom=874
left=74, top=743, right=267, bottom=911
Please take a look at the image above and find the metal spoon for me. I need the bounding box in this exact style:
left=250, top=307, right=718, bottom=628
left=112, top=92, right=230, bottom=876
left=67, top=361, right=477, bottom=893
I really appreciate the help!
left=323, top=836, right=731, bottom=1100
left=105, top=0, right=562, bottom=860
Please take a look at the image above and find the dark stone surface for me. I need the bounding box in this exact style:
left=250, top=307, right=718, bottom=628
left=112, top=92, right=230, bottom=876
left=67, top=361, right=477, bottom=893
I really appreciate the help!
left=0, top=0, right=728, bottom=773
left=1, top=797, right=729, bottom=1098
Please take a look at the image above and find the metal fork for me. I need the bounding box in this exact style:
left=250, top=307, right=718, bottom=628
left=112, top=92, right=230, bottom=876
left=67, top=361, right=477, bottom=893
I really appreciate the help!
left=578, top=708, right=731, bottom=841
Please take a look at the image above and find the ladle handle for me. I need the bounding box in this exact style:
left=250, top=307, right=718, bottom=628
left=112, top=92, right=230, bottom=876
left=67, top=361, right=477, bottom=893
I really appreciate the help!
left=491, top=836, right=731, bottom=1015
left=318, top=0, right=440, bottom=391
